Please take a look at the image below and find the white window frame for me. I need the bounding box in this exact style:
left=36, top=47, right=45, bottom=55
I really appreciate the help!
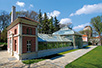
left=27, top=40, right=31, bottom=52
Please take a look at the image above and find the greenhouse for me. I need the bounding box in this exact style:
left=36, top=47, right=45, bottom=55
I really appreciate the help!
left=38, top=26, right=83, bottom=51
left=53, top=26, right=83, bottom=48
left=38, top=33, right=72, bottom=50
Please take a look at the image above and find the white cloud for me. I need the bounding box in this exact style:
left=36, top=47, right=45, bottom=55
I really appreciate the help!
left=29, top=4, right=34, bottom=8
left=21, top=9, right=27, bottom=11
left=70, top=3, right=102, bottom=16
left=47, top=10, right=60, bottom=18
left=73, top=23, right=90, bottom=30
left=59, top=18, right=72, bottom=24
left=16, top=1, right=25, bottom=7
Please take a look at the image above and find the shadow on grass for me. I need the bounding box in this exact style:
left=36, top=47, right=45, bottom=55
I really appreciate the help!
left=83, top=46, right=91, bottom=49
left=39, top=54, right=64, bottom=60
left=22, top=54, right=64, bottom=65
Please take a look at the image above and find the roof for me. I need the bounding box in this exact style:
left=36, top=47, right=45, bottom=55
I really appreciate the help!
left=7, top=17, right=39, bottom=30
left=18, top=17, right=40, bottom=23
left=38, top=33, right=72, bottom=42
left=53, top=26, right=82, bottom=36
left=92, top=36, right=99, bottom=39
left=82, top=35, right=87, bottom=37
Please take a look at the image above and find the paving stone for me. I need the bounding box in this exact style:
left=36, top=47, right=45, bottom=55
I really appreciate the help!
left=0, top=46, right=97, bottom=68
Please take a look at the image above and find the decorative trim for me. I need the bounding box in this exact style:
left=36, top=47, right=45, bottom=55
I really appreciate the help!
left=22, top=23, right=37, bottom=28
left=22, top=34, right=36, bottom=37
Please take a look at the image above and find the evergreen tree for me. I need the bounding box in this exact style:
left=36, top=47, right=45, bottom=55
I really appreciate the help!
left=54, top=16, right=60, bottom=32
left=38, top=9, right=42, bottom=33
left=49, top=16, right=54, bottom=34
left=42, top=13, right=49, bottom=34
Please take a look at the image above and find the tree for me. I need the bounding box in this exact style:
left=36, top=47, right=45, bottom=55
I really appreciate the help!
left=1, top=28, right=7, bottom=42
left=54, top=16, right=60, bottom=32
left=15, top=11, right=38, bottom=21
left=42, top=13, right=49, bottom=34
left=0, top=11, right=10, bottom=30
left=90, top=16, right=102, bottom=45
left=38, top=10, right=43, bottom=33
left=79, top=29, right=92, bottom=42
left=49, top=16, right=54, bottom=34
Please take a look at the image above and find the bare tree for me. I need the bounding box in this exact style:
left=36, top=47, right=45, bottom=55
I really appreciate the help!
left=16, top=11, right=38, bottom=21
left=0, top=11, right=10, bottom=30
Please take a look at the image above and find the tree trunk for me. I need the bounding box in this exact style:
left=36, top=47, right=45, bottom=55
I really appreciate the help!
left=99, top=34, right=102, bottom=46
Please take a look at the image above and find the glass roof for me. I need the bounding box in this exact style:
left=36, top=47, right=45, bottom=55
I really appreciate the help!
left=38, top=33, right=72, bottom=42
left=53, top=26, right=82, bottom=35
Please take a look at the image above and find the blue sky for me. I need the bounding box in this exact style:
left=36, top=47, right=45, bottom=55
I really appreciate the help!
left=0, top=0, right=102, bottom=31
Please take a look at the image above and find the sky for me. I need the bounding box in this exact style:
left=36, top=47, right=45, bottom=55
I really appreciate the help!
left=0, top=0, right=102, bottom=31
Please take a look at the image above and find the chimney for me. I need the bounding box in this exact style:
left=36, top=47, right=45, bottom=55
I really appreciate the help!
left=11, top=6, right=16, bottom=23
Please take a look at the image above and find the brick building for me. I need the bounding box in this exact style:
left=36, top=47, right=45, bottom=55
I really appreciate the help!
left=7, top=6, right=39, bottom=60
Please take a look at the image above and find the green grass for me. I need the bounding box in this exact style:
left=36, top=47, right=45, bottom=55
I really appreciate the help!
left=65, top=46, right=102, bottom=68
left=0, top=42, right=7, bottom=45
left=0, top=42, right=4, bottom=45
left=22, top=59, right=45, bottom=64
left=58, top=49, right=79, bottom=55
left=22, top=49, right=79, bottom=64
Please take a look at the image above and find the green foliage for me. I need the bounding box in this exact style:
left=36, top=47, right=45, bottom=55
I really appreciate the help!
left=58, top=49, right=79, bottom=55
left=90, top=16, right=102, bottom=45
left=38, top=11, right=60, bottom=34
left=42, top=13, right=50, bottom=34
left=38, top=10, right=43, bottom=33
left=54, top=16, right=60, bottom=32
left=38, top=42, right=71, bottom=50
left=0, top=42, right=4, bottom=45
left=65, top=46, right=102, bottom=68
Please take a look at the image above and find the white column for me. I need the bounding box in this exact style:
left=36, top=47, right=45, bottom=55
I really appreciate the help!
left=11, top=34, right=13, bottom=56
left=18, top=23, right=22, bottom=59
left=73, top=35, right=76, bottom=49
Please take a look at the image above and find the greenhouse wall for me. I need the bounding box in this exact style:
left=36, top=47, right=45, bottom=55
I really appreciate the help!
left=37, top=42, right=76, bottom=58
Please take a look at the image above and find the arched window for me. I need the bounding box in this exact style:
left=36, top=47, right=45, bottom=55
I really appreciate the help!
left=27, top=28, right=29, bottom=34
left=14, top=29, right=17, bottom=34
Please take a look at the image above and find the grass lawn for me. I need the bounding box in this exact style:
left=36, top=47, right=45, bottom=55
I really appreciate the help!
left=0, top=42, right=4, bottom=45
left=22, top=49, right=79, bottom=64
left=58, top=49, right=79, bottom=55
left=0, top=42, right=7, bottom=45
left=65, top=46, right=102, bottom=68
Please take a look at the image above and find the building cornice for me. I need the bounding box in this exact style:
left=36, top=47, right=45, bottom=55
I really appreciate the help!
left=7, top=17, right=39, bottom=31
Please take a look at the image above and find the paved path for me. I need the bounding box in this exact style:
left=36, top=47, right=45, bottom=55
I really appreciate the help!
left=0, top=46, right=97, bottom=68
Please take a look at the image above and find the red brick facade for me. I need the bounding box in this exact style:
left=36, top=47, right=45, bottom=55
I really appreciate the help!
left=7, top=24, right=18, bottom=53
left=22, top=26, right=36, bottom=35
left=22, top=36, right=36, bottom=53
left=7, top=17, right=38, bottom=60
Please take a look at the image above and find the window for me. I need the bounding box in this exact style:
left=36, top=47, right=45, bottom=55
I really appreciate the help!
left=14, top=29, right=17, bottom=34
left=27, top=28, right=29, bottom=34
left=30, top=28, right=32, bottom=35
left=27, top=40, right=31, bottom=52
left=14, top=40, right=17, bottom=51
